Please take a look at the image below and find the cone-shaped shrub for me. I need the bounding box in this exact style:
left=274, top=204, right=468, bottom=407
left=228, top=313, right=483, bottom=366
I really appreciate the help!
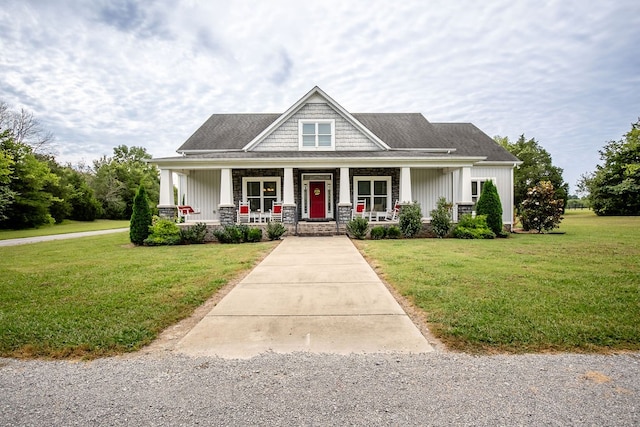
left=475, top=180, right=503, bottom=235
left=130, top=185, right=152, bottom=245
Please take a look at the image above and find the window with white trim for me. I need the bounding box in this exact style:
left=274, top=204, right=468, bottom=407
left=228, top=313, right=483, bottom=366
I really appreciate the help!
left=299, top=120, right=335, bottom=150
left=242, top=177, right=280, bottom=212
left=354, top=177, right=391, bottom=212
left=471, top=178, right=496, bottom=204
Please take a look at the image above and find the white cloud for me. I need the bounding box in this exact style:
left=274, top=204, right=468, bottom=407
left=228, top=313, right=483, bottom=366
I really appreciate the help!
left=1, top=0, right=639, bottom=190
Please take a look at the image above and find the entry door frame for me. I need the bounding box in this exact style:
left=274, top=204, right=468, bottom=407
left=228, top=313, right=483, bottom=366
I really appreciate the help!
left=300, top=173, right=334, bottom=220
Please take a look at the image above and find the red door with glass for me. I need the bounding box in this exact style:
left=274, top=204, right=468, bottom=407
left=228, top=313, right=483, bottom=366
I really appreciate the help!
left=309, top=182, right=325, bottom=219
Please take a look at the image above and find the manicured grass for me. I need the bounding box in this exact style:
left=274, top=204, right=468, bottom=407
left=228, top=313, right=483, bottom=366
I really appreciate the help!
left=0, top=234, right=276, bottom=359
left=357, top=210, right=640, bottom=354
left=0, top=219, right=130, bottom=240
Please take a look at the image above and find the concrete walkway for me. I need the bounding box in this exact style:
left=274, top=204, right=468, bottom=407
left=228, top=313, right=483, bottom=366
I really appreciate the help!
left=0, top=228, right=129, bottom=247
left=176, top=236, right=434, bottom=358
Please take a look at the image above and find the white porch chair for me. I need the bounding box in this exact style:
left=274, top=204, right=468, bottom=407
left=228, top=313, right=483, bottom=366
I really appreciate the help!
left=237, top=201, right=250, bottom=223
left=353, top=200, right=367, bottom=219
left=386, top=200, right=400, bottom=221
left=270, top=202, right=283, bottom=222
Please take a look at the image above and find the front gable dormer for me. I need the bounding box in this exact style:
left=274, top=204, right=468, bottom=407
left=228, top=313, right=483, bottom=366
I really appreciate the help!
left=244, top=86, right=389, bottom=152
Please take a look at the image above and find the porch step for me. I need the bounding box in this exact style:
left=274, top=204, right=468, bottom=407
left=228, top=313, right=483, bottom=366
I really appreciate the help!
left=295, top=221, right=346, bottom=237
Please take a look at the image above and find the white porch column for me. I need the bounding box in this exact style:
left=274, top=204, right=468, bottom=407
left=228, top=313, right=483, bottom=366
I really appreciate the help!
left=339, top=167, right=351, bottom=204
left=283, top=167, right=295, bottom=205
left=460, top=166, right=472, bottom=203
left=399, top=167, right=412, bottom=202
left=158, top=168, right=174, bottom=206
left=219, top=168, right=233, bottom=206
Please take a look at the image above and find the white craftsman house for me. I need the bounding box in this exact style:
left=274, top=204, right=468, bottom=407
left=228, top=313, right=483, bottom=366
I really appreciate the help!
left=150, top=86, right=520, bottom=234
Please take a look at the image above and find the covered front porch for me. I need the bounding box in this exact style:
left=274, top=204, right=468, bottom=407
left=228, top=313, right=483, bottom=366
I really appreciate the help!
left=157, top=162, right=480, bottom=228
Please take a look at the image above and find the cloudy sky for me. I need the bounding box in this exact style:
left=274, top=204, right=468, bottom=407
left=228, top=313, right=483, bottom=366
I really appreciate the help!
left=1, top=0, right=639, bottom=192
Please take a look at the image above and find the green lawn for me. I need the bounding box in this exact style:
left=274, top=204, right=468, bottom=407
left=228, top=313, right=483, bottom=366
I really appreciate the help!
left=357, top=210, right=640, bottom=353
left=0, top=234, right=276, bottom=359
left=0, top=219, right=130, bottom=240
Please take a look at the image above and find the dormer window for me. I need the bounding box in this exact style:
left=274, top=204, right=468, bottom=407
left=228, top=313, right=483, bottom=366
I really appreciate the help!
left=299, top=120, right=335, bottom=150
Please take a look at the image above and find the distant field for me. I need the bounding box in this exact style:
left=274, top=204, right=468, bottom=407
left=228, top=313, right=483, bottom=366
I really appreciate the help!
left=358, top=210, right=640, bottom=353
left=0, top=220, right=130, bottom=240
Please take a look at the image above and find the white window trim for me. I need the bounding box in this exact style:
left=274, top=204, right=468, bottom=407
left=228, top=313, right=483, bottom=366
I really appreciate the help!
left=471, top=177, right=496, bottom=204
left=242, top=177, right=281, bottom=212
left=298, top=119, right=336, bottom=151
left=353, top=176, right=392, bottom=212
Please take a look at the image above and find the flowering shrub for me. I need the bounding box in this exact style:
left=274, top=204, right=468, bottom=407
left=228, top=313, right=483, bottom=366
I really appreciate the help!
left=519, top=181, right=564, bottom=233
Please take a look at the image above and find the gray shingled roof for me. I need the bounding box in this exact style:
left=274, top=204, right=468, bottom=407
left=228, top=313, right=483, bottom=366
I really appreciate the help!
left=178, top=113, right=279, bottom=151
left=352, top=113, right=450, bottom=149
left=175, top=112, right=518, bottom=163
left=432, top=123, right=520, bottom=162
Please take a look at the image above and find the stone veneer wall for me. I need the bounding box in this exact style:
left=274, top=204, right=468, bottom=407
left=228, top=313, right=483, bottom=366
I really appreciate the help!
left=158, top=206, right=177, bottom=219
left=350, top=167, right=400, bottom=205
left=457, top=202, right=474, bottom=219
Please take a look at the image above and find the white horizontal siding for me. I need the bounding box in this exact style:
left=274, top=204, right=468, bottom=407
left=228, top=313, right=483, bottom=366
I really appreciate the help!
left=411, top=169, right=453, bottom=218
left=185, top=170, right=220, bottom=221
left=254, top=103, right=379, bottom=151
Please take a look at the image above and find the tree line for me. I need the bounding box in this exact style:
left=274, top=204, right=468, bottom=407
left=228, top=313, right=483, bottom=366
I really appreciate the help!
left=0, top=101, right=159, bottom=229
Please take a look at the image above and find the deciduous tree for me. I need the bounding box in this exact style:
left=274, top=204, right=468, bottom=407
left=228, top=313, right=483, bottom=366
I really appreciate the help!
left=579, top=119, right=640, bottom=215
left=495, top=135, right=568, bottom=211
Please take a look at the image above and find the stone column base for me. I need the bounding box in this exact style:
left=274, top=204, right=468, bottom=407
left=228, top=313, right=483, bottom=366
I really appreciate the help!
left=218, top=204, right=236, bottom=225
left=282, top=204, right=297, bottom=224
left=456, top=202, right=474, bottom=220
left=158, top=205, right=177, bottom=219
left=337, top=203, right=353, bottom=224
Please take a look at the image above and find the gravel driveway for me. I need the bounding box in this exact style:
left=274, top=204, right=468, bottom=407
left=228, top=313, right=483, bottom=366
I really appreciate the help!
left=1, top=351, right=638, bottom=426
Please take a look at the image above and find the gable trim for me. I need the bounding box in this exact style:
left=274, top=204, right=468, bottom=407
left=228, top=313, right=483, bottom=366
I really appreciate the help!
left=242, top=86, right=391, bottom=152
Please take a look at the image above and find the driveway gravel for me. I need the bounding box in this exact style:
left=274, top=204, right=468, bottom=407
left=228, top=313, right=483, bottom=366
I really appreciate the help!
left=1, top=351, right=638, bottom=426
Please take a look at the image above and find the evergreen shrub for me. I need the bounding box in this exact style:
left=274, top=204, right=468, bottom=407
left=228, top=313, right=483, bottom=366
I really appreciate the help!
left=386, top=225, right=402, bottom=239
left=430, top=197, right=453, bottom=238
left=144, top=219, right=181, bottom=245
left=370, top=226, right=387, bottom=240
left=346, top=217, right=369, bottom=240
left=130, top=185, right=152, bottom=245
left=475, top=180, right=504, bottom=236
left=180, top=222, right=208, bottom=244
left=399, top=203, right=422, bottom=237
left=453, top=214, right=495, bottom=239
left=266, top=221, right=286, bottom=240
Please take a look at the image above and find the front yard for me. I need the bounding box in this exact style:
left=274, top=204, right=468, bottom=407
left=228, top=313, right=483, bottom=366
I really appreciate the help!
left=0, top=211, right=638, bottom=358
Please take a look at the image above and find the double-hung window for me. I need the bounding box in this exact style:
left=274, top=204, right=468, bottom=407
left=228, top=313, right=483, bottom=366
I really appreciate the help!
left=243, top=178, right=280, bottom=212
left=354, top=177, right=391, bottom=212
left=299, top=120, right=335, bottom=150
left=471, top=178, right=496, bottom=204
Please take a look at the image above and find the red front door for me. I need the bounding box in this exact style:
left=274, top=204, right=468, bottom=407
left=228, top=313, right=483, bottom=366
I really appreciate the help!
left=309, top=182, right=325, bottom=219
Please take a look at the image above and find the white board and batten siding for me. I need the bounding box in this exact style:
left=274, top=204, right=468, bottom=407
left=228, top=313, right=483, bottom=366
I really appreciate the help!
left=470, top=166, right=515, bottom=225
left=183, top=170, right=221, bottom=221
left=411, top=169, right=453, bottom=219
left=253, top=103, right=380, bottom=151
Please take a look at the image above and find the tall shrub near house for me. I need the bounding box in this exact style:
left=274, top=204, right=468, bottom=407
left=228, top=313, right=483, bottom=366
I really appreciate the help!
left=430, top=197, right=453, bottom=238
left=475, top=180, right=503, bottom=236
left=399, top=202, right=422, bottom=238
left=130, top=184, right=152, bottom=245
